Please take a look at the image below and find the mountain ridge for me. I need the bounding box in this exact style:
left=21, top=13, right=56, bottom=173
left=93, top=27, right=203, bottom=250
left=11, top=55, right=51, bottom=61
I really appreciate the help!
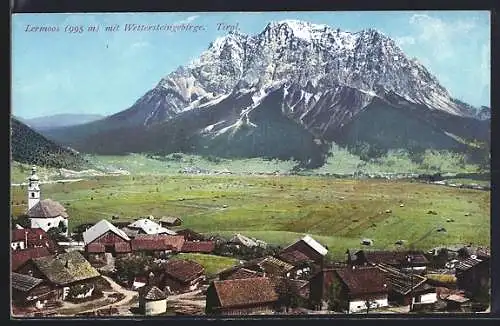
left=38, top=20, right=490, bottom=167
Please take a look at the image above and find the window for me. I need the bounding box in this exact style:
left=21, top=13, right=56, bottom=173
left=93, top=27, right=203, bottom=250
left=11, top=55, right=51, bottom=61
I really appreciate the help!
left=31, top=193, right=35, bottom=198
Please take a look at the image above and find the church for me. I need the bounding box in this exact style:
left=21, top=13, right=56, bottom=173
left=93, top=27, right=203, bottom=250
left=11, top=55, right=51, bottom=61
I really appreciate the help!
left=25, top=166, right=69, bottom=237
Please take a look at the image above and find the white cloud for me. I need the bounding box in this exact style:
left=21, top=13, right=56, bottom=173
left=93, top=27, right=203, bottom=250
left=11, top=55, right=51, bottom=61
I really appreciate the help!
left=406, top=14, right=477, bottom=61
left=178, top=15, right=200, bottom=24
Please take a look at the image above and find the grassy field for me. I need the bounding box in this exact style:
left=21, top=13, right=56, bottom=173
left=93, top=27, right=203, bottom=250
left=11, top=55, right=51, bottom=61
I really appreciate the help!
left=10, top=173, right=490, bottom=260
left=176, top=253, right=239, bottom=277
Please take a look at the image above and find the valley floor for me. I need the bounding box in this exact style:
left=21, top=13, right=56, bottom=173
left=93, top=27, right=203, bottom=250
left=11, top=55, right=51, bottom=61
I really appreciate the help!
left=10, top=174, right=490, bottom=259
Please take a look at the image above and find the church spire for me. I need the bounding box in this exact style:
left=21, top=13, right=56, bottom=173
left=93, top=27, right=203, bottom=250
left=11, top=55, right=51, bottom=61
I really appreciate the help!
left=28, top=166, right=40, bottom=210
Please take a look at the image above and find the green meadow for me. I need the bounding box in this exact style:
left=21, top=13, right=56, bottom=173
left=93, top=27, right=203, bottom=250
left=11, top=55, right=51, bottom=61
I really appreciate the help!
left=10, top=173, right=490, bottom=260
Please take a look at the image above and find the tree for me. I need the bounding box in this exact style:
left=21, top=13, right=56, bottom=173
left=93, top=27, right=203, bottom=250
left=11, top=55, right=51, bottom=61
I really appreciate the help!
left=115, top=255, right=155, bottom=283
left=327, top=279, right=344, bottom=312
left=274, top=277, right=301, bottom=313
left=58, top=220, right=67, bottom=234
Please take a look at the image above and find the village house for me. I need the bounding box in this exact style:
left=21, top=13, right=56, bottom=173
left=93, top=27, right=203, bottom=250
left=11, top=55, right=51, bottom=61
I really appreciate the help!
left=347, top=250, right=429, bottom=273
left=455, top=255, right=490, bottom=297
left=176, top=228, right=206, bottom=241
left=157, top=259, right=205, bottom=294
left=376, top=263, right=437, bottom=308
left=25, top=167, right=69, bottom=236
left=16, top=251, right=101, bottom=301
left=228, top=233, right=266, bottom=248
left=11, top=228, right=57, bottom=252
left=205, top=277, right=279, bottom=315
left=11, top=247, right=52, bottom=272
left=245, top=256, right=295, bottom=278
left=139, top=285, right=167, bottom=316
left=130, top=234, right=185, bottom=256
left=279, top=235, right=328, bottom=267
left=83, top=220, right=131, bottom=263
left=309, top=266, right=389, bottom=313
left=180, top=241, right=215, bottom=254
left=158, top=216, right=183, bottom=228
left=11, top=272, right=56, bottom=308
left=124, top=219, right=177, bottom=238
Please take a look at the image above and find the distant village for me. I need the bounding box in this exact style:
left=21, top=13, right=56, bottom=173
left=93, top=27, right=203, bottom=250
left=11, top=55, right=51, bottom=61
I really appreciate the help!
left=11, top=167, right=490, bottom=316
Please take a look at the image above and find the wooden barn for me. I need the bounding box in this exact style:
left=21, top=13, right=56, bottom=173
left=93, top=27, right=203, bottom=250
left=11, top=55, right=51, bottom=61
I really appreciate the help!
left=158, top=216, right=183, bottom=227
left=158, top=259, right=205, bottom=294
left=11, top=272, right=57, bottom=307
left=455, top=255, right=490, bottom=297
left=16, top=251, right=101, bottom=301
left=83, top=220, right=131, bottom=259
left=279, top=235, right=328, bottom=267
left=205, top=277, right=279, bottom=315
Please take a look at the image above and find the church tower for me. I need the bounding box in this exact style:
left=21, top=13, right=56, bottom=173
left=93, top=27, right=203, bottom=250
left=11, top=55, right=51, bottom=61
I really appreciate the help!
left=28, top=166, right=40, bottom=210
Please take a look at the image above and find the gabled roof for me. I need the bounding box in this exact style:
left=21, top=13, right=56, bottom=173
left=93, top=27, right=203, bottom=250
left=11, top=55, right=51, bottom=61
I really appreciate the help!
left=376, top=263, right=427, bottom=295
left=335, top=267, right=388, bottom=296
left=11, top=247, right=51, bottom=271
left=455, top=257, right=485, bottom=271
left=246, top=256, right=295, bottom=275
left=282, top=235, right=328, bottom=256
left=229, top=234, right=259, bottom=247
left=27, top=199, right=69, bottom=218
left=159, top=216, right=182, bottom=224
left=140, top=285, right=167, bottom=300
left=82, top=219, right=130, bottom=245
left=32, top=251, right=100, bottom=286
left=162, top=259, right=204, bottom=283
left=11, top=272, right=44, bottom=292
left=128, top=219, right=177, bottom=235
left=278, top=250, right=313, bottom=266
left=212, top=277, right=279, bottom=308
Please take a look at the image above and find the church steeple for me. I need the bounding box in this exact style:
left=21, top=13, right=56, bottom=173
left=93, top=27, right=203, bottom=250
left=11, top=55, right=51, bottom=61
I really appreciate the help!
left=28, top=166, right=40, bottom=210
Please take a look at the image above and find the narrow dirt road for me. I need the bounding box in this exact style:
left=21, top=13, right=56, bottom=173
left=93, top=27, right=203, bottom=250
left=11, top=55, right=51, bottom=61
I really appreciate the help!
left=78, top=275, right=137, bottom=314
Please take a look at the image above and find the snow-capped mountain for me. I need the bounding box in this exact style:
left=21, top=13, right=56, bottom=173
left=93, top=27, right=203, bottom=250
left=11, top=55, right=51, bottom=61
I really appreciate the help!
left=43, top=20, right=489, bottom=166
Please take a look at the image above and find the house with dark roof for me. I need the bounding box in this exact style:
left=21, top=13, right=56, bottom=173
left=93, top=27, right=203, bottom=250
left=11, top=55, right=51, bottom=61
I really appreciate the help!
left=205, top=277, right=279, bottom=315
left=309, top=266, right=389, bottom=313
left=16, top=251, right=101, bottom=301
left=181, top=241, right=215, bottom=254
left=158, top=216, right=183, bottom=227
left=158, top=259, right=205, bottom=294
left=376, top=263, right=437, bottom=307
left=11, top=247, right=52, bottom=272
left=11, top=272, right=56, bottom=307
left=279, top=235, right=328, bottom=267
left=11, top=228, right=57, bottom=252
left=176, top=228, right=206, bottom=241
left=139, top=285, right=167, bottom=315
left=455, top=255, right=490, bottom=297
left=347, top=250, right=429, bottom=272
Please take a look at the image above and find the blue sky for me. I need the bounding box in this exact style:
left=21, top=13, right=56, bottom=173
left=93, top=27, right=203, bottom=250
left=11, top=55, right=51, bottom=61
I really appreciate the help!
left=12, top=11, right=490, bottom=119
